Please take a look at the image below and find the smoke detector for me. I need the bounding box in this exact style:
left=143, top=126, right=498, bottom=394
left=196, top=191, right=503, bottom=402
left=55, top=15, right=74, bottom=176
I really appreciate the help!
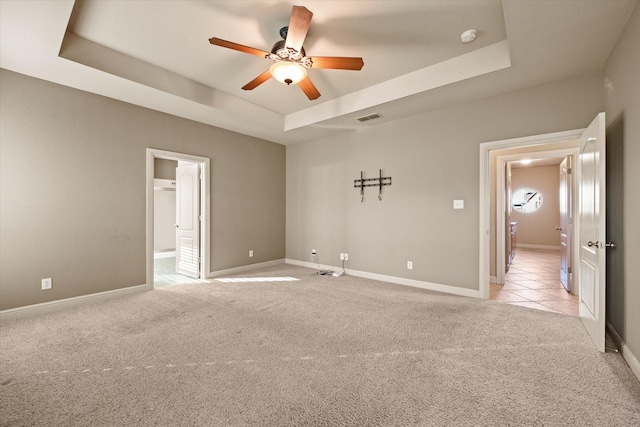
left=461, top=29, right=477, bottom=43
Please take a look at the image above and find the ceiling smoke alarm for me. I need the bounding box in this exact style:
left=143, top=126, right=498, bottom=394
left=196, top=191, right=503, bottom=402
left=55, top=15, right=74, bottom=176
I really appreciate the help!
left=461, top=29, right=478, bottom=43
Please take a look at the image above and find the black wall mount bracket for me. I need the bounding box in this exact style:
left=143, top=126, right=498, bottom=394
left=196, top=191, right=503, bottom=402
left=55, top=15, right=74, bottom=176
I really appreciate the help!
left=354, top=169, right=392, bottom=202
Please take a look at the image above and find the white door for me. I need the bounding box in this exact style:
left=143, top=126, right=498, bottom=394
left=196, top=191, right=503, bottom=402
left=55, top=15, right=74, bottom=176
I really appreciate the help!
left=578, top=113, right=606, bottom=352
left=505, top=162, right=512, bottom=272
left=175, top=163, right=200, bottom=278
left=559, top=156, right=572, bottom=292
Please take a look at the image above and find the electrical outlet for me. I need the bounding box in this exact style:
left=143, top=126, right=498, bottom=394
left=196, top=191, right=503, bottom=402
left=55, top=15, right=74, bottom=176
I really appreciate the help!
left=340, top=253, right=344, bottom=260
left=249, top=250, right=253, bottom=257
left=407, top=261, right=413, bottom=270
left=453, top=199, right=464, bottom=209
left=311, top=249, right=317, bottom=255
left=41, top=277, right=52, bottom=290
left=343, top=253, right=348, bottom=261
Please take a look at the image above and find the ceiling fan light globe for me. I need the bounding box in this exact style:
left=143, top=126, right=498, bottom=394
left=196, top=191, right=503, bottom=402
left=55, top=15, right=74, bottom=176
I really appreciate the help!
left=269, top=61, right=307, bottom=85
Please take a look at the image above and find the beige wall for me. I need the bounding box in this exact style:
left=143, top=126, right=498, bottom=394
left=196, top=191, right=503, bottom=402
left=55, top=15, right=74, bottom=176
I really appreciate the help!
left=287, top=74, right=603, bottom=291
left=604, top=2, right=640, bottom=360
left=510, top=165, right=560, bottom=248
left=0, top=70, right=285, bottom=310
left=154, top=158, right=177, bottom=180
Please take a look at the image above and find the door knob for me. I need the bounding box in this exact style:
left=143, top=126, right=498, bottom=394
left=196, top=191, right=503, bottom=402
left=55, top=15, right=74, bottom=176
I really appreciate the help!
left=587, top=240, right=599, bottom=248
left=605, top=242, right=616, bottom=248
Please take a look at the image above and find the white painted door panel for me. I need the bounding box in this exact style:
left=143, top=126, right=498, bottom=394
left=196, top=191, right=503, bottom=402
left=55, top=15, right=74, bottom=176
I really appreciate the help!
left=578, top=113, right=605, bottom=352
left=176, top=163, right=200, bottom=279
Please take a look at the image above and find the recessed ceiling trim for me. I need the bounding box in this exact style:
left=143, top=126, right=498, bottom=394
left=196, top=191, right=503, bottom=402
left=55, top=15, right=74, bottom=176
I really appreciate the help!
left=284, top=40, right=511, bottom=131
left=59, top=32, right=284, bottom=132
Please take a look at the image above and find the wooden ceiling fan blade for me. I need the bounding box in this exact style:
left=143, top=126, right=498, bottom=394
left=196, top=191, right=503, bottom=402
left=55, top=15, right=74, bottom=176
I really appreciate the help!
left=298, top=76, right=320, bottom=100
left=310, top=56, right=364, bottom=70
left=285, top=6, right=313, bottom=52
left=242, top=69, right=272, bottom=90
left=209, top=37, right=270, bottom=58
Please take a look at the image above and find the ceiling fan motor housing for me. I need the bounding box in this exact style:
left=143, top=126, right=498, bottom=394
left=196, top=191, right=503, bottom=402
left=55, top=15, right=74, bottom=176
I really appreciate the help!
left=279, top=26, right=289, bottom=39
left=269, top=39, right=308, bottom=63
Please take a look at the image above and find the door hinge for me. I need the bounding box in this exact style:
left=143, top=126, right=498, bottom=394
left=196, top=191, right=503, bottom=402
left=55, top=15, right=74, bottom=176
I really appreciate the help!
left=568, top=267, right=572, bottom=274
left=567, top=167, right=572, bottom=174
left=568, top=217, right=573, bottom=225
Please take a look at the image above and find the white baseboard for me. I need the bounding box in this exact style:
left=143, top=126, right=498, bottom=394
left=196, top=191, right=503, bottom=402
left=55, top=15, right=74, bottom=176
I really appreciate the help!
left=490, top=275, right=497, bottom=284
left=0, top=259, right=288, bottom=322
left=516, top=244, right=560, bottom=251
left=0, top=284, right=150, bottom=322
left=0, top=259, right=287, bottom=322
left=154, top=250, right=176, bottom=259
left=607, top=322, right=640, bottom=383
left=207, top=259, right=286, bottom=278
left=286, top=259, right=481, bottom=299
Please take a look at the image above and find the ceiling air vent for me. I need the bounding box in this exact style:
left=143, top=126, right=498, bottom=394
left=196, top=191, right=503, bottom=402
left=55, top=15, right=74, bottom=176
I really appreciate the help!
left=356, top=113, right=383, bottom=122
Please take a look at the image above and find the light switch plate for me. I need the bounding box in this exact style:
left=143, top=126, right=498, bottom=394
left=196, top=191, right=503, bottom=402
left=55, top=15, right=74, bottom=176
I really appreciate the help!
left=453, top=200, right=464, bottom=209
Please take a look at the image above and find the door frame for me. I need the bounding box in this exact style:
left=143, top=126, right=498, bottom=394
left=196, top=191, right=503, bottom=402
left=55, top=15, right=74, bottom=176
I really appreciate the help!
left=146, top=148, right=211, bottom=288
left=495, top=147, right=579, bottom=286
left=479, top=129, right=584, bottom=299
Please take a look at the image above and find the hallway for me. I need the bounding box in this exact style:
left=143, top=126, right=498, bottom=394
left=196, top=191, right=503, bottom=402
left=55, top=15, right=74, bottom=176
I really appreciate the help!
left=490, top=248, right=578, bottom=316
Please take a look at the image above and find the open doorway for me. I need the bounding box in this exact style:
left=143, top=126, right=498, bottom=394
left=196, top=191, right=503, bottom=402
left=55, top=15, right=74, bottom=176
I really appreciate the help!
left=481, top=114, right=608, bottom=350
left=496, top=154, right=579, bottom=315
left=146, top=149, right=210, bottom=289
left=479, top=129, right=583, bottom=301
left=497, top=150, right=577, bottom=276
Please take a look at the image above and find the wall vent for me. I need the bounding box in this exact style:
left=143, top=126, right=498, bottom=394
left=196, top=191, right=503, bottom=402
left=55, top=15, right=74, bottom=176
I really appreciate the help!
left=356, top=113, right=383, bottom=122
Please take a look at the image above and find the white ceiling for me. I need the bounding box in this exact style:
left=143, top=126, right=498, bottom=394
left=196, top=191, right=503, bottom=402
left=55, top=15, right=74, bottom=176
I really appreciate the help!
left=1, top=0, right=636, bottom=145
left=510, top=157, right=565, bottom=169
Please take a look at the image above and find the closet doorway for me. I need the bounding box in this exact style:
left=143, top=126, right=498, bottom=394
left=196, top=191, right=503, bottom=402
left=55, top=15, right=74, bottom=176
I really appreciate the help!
left=146, top=149, right=210, bottom=288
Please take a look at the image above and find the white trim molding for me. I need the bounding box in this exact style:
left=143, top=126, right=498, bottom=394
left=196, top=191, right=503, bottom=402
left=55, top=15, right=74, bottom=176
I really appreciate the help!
left=0, top=284, right=150, bottom=322
left=207, top=259, right=285, bottom=278
left=154, top=250, right=176, bottom=259
left=286, top=259, right=481, bottom=299
left=515, top=244, right=561, bottom=251
left=607, top=322, right=640, bottom=382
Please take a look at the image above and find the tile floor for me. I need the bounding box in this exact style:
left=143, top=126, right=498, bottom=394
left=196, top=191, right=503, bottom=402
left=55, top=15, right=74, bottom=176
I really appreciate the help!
left=490, top=248, right=578, bottom=316
left=154, top=256, right=208, bottom=287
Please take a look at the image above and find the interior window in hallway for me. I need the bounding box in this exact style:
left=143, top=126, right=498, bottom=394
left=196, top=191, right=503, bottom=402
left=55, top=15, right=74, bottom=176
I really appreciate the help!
left=490, top=248, right=578, bottom=315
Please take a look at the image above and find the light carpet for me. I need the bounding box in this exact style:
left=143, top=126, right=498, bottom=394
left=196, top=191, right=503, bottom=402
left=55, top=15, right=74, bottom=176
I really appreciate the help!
left=1, top=264, right=639, bottom=426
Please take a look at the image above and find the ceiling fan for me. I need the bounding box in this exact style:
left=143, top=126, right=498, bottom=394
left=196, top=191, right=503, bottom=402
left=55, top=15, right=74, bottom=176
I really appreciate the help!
left=209, top=5, right=364, bottom=100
